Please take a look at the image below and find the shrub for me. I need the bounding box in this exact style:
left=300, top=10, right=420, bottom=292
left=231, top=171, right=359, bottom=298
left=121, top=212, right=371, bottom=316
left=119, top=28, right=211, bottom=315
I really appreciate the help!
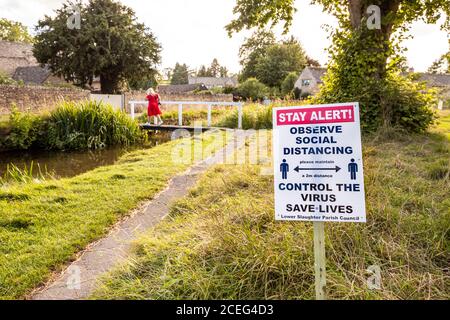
left=281, top=71, right=299, bottom=97
left=293, top=87, right=302, bottom=100
left=223, top=86, right=235, bottom=94
left=0, top=107, right=45, bottom=150
left=236, top=78, right=269, bottom=101
left=0, top=71, right=17, bottom=85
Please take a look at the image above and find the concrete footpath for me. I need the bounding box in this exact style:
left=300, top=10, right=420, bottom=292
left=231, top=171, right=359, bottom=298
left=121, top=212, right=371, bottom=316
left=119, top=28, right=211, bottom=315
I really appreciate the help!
left=31, top=129, right=251, bottom=300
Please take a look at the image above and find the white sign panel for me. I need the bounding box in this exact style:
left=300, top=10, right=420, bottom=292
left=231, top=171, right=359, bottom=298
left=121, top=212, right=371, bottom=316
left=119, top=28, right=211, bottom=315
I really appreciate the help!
left=273, top=103, right=366, bottom=223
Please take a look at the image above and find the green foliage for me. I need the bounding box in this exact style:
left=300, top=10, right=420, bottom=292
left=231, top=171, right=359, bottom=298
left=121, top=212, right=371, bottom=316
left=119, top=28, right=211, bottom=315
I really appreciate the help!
left=281, top=71, right=299, bottom=97
left=45, top=101, right=146, bottom=150
left=197, top=59, right=229, bottom=78
left=428, top=48, right=450, bottom=74
left=314, top=28, right=436, bottom=132
left=0, top=162, right=49, bottom=185
left=228, top=0, right=450, bottom=131
left=0, top=71, right=17, bottom=85
left=0, top=107, right=45, bottom=150
left=226, top=0, right=296, bottom=35
left=254, top=40, right=306, bottom=88
left=235, top=78, right=269, bottom=101
left=171, top=63, right=189, bottom=85
left=240, top=36, right=307, bottom=90
left=33, top=0, right=161, bottom=93
left=0, top=18, right=33, bottom=43
left=217, top=105, right=273, bottom=130
left=1, top=101, right=146, bottom=151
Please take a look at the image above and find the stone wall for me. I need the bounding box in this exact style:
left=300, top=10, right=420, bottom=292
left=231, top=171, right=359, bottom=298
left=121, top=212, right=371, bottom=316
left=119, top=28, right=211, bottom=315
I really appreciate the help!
left=0, top=85, right=91, bottom=114
left=0, top=85, right=234, bottom=115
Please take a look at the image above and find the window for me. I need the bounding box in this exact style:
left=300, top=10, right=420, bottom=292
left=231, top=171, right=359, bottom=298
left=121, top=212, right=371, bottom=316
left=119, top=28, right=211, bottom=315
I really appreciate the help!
left=302, top=79, right=311, bottom=86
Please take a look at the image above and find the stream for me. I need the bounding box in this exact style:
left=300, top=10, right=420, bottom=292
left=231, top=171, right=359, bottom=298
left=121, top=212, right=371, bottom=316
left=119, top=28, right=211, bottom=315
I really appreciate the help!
left=0, top=132, right=172, bottom=179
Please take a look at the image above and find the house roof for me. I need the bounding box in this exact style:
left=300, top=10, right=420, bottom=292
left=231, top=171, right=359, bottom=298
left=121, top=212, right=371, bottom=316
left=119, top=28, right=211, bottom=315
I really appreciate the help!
left=416, top=73, right=450, bottom=87
left=306, top=67, right=327, bottom=83
left=188, top=76, right=238, bottom=87
left=158, top=84, right=205, bottom=94
left=12, top=65, right=51, bottom=84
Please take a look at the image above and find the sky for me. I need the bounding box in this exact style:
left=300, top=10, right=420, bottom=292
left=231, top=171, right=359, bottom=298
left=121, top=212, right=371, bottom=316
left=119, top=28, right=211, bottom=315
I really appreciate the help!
left=0, top=0, right=448, bottom=74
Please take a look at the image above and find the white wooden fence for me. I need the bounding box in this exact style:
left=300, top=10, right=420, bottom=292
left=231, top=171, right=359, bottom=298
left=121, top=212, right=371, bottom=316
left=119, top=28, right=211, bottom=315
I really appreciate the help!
left=129, top=100, right=244, bottom=129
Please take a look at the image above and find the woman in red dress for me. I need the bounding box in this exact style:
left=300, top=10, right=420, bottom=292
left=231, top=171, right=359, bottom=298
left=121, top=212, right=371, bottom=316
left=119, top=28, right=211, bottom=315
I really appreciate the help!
left=146, top=88, right=163, bottom=125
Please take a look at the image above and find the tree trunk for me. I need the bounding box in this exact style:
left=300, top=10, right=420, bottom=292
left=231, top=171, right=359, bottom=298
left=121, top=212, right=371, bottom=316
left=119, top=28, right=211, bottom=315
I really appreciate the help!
left=348, top=0, right=362, bottom=29
left=346, top=0, right=401, bottom=126
left=100, top=74, right=119, bottom=94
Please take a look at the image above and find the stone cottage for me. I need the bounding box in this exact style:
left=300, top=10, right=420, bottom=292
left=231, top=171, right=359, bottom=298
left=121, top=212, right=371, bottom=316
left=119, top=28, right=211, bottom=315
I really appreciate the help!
left=294, top=66, right=327, bottom=96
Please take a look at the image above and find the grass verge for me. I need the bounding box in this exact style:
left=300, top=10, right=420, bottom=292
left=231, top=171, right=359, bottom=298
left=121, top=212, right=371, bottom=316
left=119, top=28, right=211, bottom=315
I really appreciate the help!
left=0, top=131, right=228, bottom=299
left=93, top=125, right=449, bottom=300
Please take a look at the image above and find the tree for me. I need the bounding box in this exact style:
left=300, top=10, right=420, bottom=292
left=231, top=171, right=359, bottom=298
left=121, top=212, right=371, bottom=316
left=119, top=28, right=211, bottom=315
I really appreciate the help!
left=242, top=39, right=306, bottom=89
left=226, top=0, right=296, bottom=36
left=219, top=66, right=229, bottom=77
left=197, top=59, right=229, bottom=78
left=239, top=30, right=276, bottom=81
left=227, top=0, right=448, bottom=131
left=33, top=0, right=161, bottom=94
left=428, top=47, right=450, bottom=74
left=239, top=30, right=276, bottom=65
left=197, top=65, right=208, bottom=77
left=0, top=18, right=33, bottom=43
left=236, top=78, right=269, bottom=101
left=171, top=63, right=189, bottom=85
left=281, top=71, right=299, bottom=96
left=206, top=58, right=222, bottom=77
left=306, top=57, right=321, bottom=67
left=128, top=70, right=159, bottom=90
left=255, top=38, right=306, bottom=88
left=239, top=33, right=307, bottom=89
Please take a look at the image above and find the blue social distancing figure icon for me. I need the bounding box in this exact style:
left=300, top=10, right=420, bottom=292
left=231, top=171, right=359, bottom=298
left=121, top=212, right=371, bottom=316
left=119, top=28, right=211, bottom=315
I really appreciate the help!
left=348, top=158, right=358, bottom=180
left=280, top=159, right=289, bottom=180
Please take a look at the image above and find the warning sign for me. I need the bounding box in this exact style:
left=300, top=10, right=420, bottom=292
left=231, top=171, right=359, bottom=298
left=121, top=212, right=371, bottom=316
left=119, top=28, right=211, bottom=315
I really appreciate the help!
left=273, top=103, right=366, bottom=223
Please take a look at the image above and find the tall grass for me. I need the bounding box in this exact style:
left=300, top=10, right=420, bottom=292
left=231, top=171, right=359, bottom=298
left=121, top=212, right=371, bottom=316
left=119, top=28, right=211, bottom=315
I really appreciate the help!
left=0, top=101, right=146, bottom=151
left=93, top=126, right=450, bottom=300
left=0, top=161, right=49, bottom=185
left=47, top=101, right=146, bottom=150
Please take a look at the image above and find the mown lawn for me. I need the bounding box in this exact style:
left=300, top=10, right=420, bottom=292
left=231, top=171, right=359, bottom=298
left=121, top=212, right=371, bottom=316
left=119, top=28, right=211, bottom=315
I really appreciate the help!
left=93, top=119, right=450, bottom=300
left=0, top=131, right=227, bottom=299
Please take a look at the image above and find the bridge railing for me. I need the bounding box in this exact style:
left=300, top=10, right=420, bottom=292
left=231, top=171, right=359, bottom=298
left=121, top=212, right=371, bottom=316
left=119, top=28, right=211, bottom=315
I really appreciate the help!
left=128, top=100, right=244, bottom=129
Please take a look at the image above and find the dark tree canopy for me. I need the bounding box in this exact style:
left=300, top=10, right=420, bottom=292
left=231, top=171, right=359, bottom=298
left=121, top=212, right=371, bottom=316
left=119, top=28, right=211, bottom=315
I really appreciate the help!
left=197, top=59, right=229, bottom=77
left=171, top=63, right=189, bottom=85
left=0, top=18, right=33, bottom=43
left=33, top=0, right=161, bottom=93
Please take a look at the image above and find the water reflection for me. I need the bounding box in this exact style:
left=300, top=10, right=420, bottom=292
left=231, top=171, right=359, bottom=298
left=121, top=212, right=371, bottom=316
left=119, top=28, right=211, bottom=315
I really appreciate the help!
left=0, top=132, right=171, bottom=179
